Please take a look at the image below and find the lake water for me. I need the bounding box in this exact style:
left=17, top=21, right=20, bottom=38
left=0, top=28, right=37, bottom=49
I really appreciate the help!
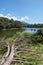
left=0, top=28, right=38, bottom=39
left=24, top=28, right=38, bottom=34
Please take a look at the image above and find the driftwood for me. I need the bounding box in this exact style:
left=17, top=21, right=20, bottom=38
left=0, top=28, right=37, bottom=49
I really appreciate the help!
left=0, top=35, right=43, bottom=65
left=0, top=44, right=14, bottom=65
left=0, top=35, right=26, bottom=65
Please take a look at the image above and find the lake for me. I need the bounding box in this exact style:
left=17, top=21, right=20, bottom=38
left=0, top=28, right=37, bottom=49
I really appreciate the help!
left=0, top=28, right=38, bottom=39
left=24, top=28, right=38, bottom=34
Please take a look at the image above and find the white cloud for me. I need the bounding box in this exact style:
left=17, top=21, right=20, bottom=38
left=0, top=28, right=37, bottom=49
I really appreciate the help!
left=0, top=13, right=29, bottom=21
left=0, top=13, right=17, bottom=20
left=20, top=16, right=29, bottom=21
left=7, top=13, right=11, bottom=16
left=0, top=14, right=3, bottom=17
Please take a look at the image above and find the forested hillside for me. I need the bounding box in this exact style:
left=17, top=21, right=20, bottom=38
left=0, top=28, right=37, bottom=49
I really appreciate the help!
left=0, top=17, right=26, bottom=29
left=0, top=17, right=43, bottom=30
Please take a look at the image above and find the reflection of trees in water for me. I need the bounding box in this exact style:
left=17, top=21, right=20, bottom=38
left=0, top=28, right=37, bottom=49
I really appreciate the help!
left=0, top=29, right=24, bottom=38
left=31, top=28, right=36, bottom=31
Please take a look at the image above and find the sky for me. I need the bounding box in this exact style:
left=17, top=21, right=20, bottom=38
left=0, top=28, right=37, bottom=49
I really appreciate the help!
left=0, top=0, right=43, bottom=24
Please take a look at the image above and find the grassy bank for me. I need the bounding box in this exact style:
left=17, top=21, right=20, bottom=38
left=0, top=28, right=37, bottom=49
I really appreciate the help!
left=0, top=29, right=43, bottom=65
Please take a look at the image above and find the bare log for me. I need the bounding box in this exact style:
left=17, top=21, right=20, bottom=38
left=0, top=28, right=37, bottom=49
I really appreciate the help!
left=0, top=34, right=26, bottom=65
left=0, top=44, right=10, bottom=65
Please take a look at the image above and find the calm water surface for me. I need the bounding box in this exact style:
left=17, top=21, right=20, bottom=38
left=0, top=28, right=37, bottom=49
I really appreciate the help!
left=24, top=28, right=38, bottom=34
left=0, top=28, right=38, bottom=38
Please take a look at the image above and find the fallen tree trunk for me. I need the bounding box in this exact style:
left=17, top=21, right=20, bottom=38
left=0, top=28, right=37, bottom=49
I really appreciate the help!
left=0, top=35, right=26, bottom=65
left=0, top=44, right=14, bottom=65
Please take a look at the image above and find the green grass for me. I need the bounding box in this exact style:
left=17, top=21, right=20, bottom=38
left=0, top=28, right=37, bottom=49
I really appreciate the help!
left=0, top=32, right=43, bottom=65
left=0, top=42, right=43, bottom=65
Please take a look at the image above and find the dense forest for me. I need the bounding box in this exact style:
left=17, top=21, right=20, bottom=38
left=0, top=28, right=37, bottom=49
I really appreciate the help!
left=0, top=17, right=43, bottom=30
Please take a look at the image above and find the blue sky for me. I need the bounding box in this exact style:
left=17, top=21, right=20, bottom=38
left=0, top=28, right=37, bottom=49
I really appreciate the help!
left=0, top=0, right=43, bottom=24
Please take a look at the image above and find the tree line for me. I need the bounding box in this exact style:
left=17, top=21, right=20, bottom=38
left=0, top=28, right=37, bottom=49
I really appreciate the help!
left=0, top=17, right=43, bottom=30
left=27, top=24, right=43, bottom=28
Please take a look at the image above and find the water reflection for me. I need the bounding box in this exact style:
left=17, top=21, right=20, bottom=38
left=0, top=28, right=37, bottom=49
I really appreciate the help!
left=0, top=28, right=38, bottom=38
left=24, top=28, right=38, bottom=34
left=0, top=29, right=24, bottom=38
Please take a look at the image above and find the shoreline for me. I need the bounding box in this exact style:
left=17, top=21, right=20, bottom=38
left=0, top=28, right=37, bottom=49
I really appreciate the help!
left=1, top=27, right=43, bottom=31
